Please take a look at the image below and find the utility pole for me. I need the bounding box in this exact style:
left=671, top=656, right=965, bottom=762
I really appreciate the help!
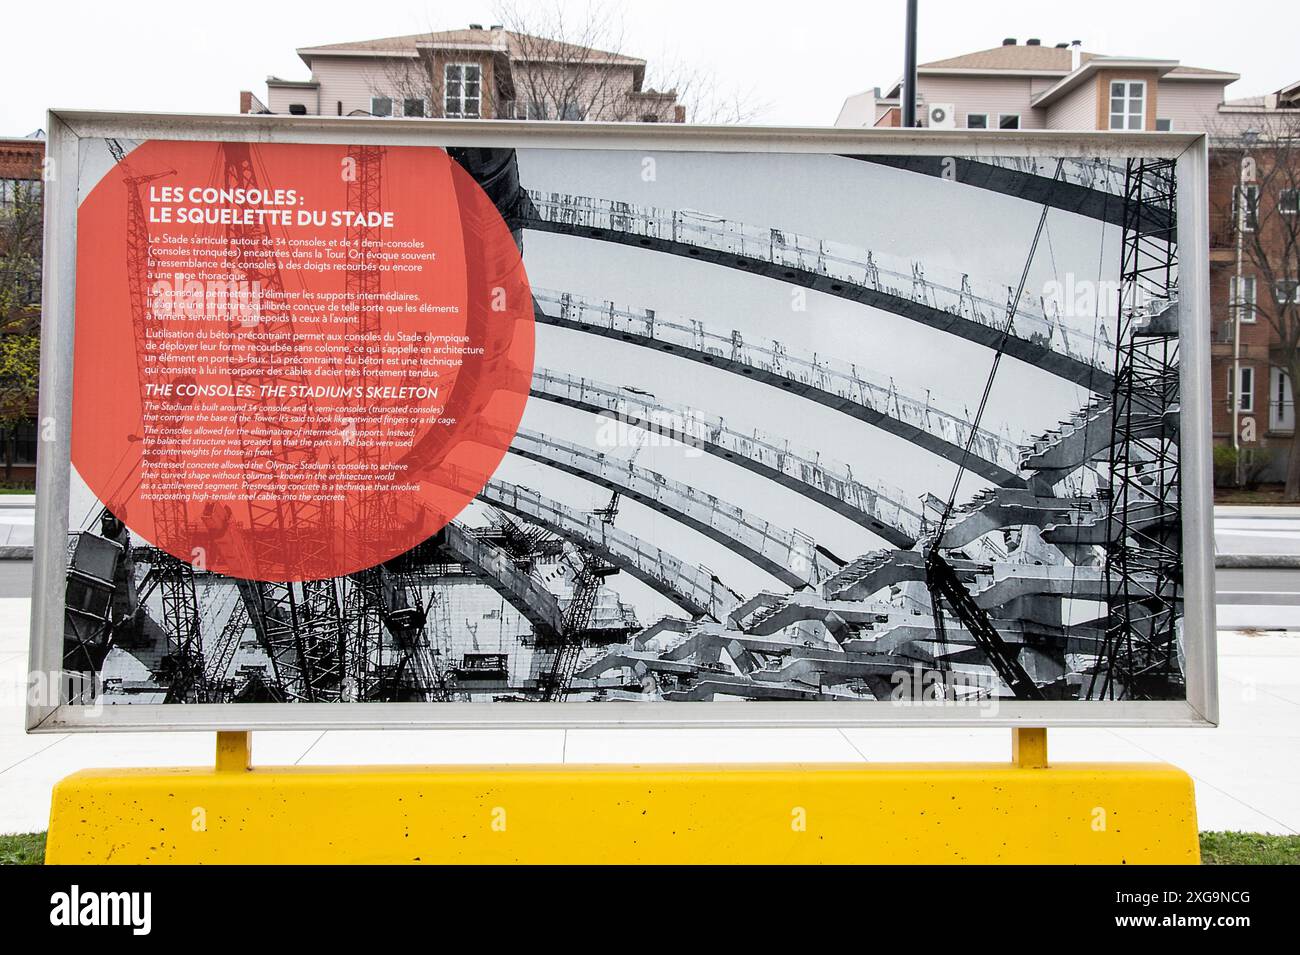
left=901, top=0, right=919, bottom=128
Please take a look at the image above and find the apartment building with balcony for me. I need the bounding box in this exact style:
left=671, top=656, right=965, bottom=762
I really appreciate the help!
left=835, top=38, right=1300, bottom=486
left=834, top=37, right=1238, bottom=132
left=242, top=24, right=683, bottom=123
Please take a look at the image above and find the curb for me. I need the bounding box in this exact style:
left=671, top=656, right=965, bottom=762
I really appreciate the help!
left=1215, top=553, right=1300, bottom=569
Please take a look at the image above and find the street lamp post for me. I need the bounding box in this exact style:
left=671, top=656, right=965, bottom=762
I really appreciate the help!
left=901, top=0, right=918, bottom=128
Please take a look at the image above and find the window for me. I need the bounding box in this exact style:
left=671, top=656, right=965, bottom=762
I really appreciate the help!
left=1229, top=366, right=1255, bottom=413
left=444, top=63, right=482, bottom=118
left=966, top=113, right=988, bottom=129
left=0, top=178, right=41, bottom=209
left=525, top=100, right=549, bottom=120
left=1281, top=188, right=1300, bottom=215
left=998, top=114, right=1020, bottom=130
left=1270, top=367, right=1295, bottom=433
left=1275, top=278, right=1300, bottom=305
left=559, top=100, right=582, bottom=121
left=1231, top=275, right=1257, bottom=322
left=1109, top=80, right=1146, bottom=130
left=9, top=419, right=38, bottom=466
left=1155, top=118, right=1173, bottom=131
left=402, top=97, right=427, bottom=118
left=370, top=96, right=393, bottom=117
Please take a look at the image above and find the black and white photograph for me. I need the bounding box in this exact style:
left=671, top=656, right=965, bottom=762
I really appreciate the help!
left=61, top=139, right=1186, bottom=707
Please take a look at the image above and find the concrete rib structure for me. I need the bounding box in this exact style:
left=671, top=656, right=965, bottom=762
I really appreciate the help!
left=532, top=289, right=1028, bottom=486
left=843, top=154, right=1172, bottom=232
left=970, top=563, right=1110, bottom=610
left=529, top=367, right=925, bottom=546
left=1020, top=396, right=1115, bottom=489
left=822, top=548, right=985, bottom=601
left=847, top=617, right=1105, bottom=659
left=519, top=190, right=1110, bottom=389
left=735, top=591, right=900, bottom=642
left=507, top=427, right=840, bottom=588
left=940, top=487, right=1102, bottom=549
left=434, top=521, right=563, bottom=642
left=573, top=644, right=906, bottom=702
left=478, top=479, right=740, bottom=621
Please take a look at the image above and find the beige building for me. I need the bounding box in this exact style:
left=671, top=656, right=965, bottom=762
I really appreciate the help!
left=243, top=24, right=683, bottom=122
left=835, top=38, right=1238, bottom=132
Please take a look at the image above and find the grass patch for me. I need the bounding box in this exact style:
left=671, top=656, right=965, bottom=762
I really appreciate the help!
left=3, top=830, right=1295, bottom=864
left=0, top=831, right=45, bottom=864
left=1200, top=831, right=1300, bottom=865
left=1214, top=483, right=1296, bottom=505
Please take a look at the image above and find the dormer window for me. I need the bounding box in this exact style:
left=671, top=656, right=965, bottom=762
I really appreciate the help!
left=445, top=64, right=482, bottom=118
left=1109, top=80, right=1146, bottom=130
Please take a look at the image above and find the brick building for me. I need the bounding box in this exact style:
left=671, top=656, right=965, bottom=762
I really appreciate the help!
left=0, top=134, right=43, bottom=486
left=1209, top=84, right=1300, bottom=484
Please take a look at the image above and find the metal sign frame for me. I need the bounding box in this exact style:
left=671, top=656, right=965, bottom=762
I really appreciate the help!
left=28, top=109, right=1217, bottom=731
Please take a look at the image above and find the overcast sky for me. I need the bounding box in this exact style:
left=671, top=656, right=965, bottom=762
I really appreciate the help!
left=5, top=0, right=1296, bottom=136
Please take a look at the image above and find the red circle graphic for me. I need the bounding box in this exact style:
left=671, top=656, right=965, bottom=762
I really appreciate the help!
left=72, top=140, right=534, bottom=582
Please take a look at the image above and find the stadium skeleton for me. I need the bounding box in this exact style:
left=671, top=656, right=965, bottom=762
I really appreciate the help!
left=61, top=142, right=1182, bottom=707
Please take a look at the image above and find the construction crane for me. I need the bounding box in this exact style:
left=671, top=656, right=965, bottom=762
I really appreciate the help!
left=922, top=163, right=1066, bottom=703
left=537, top=502, right=619, bottom=701
left=488, top=509, right=563, bottom=570
left=538, top=444, right=641, bottom=701
left=351, top=563, right=451, bottom=701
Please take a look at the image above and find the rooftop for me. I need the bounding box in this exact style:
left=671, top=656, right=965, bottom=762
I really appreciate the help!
left=878, top=40, right=1239, bottom=100
left=297, top=27, right=645, bottom=68
left=919, top=41, right=1236, bottom=78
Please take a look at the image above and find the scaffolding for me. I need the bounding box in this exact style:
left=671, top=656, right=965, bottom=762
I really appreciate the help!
left=1092, top=157, right=1183, bottom=701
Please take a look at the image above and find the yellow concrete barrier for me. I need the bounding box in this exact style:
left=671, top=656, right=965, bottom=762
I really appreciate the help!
left=45, top=731, right=1198, bottom=864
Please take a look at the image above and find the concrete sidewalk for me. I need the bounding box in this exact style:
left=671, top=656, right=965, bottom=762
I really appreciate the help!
left=1, top=594, right=1296, bottom=836
left=1214, top=505, right=1300, bottom=556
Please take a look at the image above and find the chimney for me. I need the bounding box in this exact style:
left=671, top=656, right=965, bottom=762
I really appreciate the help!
left=1002, top=37, right=1017, bottom=45
left=1026, top=38, right=1041, bottom=46
left=1070, top=39, right=1082, bottom=71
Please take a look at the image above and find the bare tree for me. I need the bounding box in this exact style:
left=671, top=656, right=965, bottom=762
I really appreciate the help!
left=369, top=1, right=763, bottom=124
left=0, top=177, right=42, bottom=484
left=1212, top=113, right=1300, bottom=499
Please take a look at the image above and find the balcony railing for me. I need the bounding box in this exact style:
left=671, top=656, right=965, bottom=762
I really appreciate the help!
left=1212, top=320, right=1236, bottom=344
left=1210, top=213, right=1238, bottom=250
